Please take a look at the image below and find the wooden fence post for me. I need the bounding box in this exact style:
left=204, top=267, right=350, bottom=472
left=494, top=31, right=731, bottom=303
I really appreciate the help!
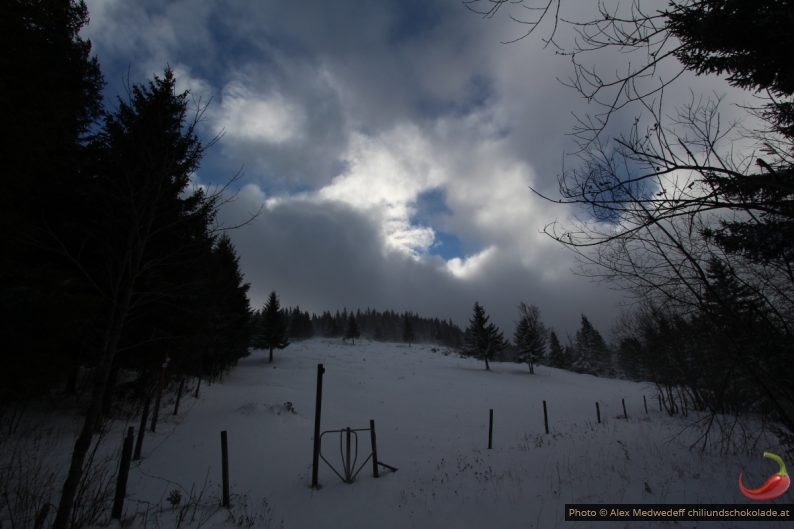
left=543, top=400, right=549, bottom=434
left=112, top=427, right=134, bottom=520
left=370, top=419, right=379, bottom=478
left=221, top=431, right=230, bottom=508
left=596, top=401, right=601, bottom=424
left=133, top=394, right=150, bottom=460
left=622, top=398, right=628, bottom=419
left=150, top=383, right=162, bottom=433
left=488, top=409, right=493, bottom=449
left=643, top=395, right=648, bottom=415
left=173, top=378, right=185, bottom=415
left=311, top=364, right=325, bottom=488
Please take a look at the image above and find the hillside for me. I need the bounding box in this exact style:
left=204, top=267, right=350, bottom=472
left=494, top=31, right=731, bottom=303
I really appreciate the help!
left=4, top=339, right=788, bottom=529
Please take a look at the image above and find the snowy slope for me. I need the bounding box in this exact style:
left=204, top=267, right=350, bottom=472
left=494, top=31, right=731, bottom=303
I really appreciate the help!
left=9, top=339, right=788, bottom=529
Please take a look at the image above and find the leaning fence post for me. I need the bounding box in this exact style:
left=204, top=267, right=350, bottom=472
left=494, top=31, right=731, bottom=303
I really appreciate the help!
left=488, top=409, right=493, bottom=449
left=134, top=393, right=150, bottom=460
left=173, top=377, right=186, bottom=415
left=543, top=400, right=549, bottom=434
left=345, top=427, right=353, bottom=482
left=112, top=427, right=134, bottom=520
left=150, top=381, right=162, bottom=433
left=643, top=395, right=648, bottom=415
left=596, top=401, right=601, bottom=424
left=622, top=398, right=628, bottom=419
left=370, top=419, right=379, bottom=478
left=311, top=364, right=325, bottom=489
left=221, top=430, right=230, bottom=508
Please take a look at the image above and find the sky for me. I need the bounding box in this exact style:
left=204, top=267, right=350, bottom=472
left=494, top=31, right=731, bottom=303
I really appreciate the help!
left=80, top=0, right=745, bottom=339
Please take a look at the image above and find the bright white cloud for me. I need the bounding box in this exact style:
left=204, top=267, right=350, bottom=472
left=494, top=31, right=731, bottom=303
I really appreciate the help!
left=445, top=246, right=497, bottom=279
left=317, top=124, right=446, bottom=255
left=215, top=81, right=306, bottom=145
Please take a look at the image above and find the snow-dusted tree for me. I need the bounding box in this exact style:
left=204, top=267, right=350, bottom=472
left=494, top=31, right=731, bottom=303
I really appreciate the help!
left=344, top=314, right=360, bottom=344
left=402, top=316, right=415, bottom=347
left=573, top=315, right=610, bottom=374
left=513, top=302, right=547, bottom=374
left=463, top=302, right=507, bottom=370
left=256, top=291, right=289, bottom=362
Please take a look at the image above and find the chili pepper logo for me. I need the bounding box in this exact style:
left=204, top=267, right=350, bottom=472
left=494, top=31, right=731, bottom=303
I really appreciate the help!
left=738, top=452, right=790, bottom=501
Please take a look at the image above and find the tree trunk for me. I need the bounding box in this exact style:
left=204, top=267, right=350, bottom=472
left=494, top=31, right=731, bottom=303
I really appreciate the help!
left=53, top=293, right=129, bottom=529
left=269, top=346, right=273, bottom=363
left=484, top=355, right=490, bottom=371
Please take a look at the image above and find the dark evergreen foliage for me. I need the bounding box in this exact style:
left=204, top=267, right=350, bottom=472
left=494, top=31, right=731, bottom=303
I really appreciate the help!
left=300, top=307, right=463, bottom=347
left=344, top=314, right=360, bottom=344
left=668, top=0, right=794, bottom=139
left=91, top=69, right=219, bottom=382
left=255, top=292, right=289, bottom=362
left=1, top=4, right=252, bottom=406
left=286, top=306, right=315, bottom=340
left=36, top=63, right=252, bottom=529
left=463, top=302, right=507, bottom=371
left=402, top=317, right=415, bottom=347
left=1, top=0, right=104, bottom=403
left=191, top=235, right=252, bottom=375
left=513, top=303, right=547, bottom=373
left=546, top=330, right=567, bottom=369
left=571, top=315, right=611, bottom=375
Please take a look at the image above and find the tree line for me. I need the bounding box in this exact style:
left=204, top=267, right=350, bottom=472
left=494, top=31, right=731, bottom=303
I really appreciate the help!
left=250, top=290, right=617, bottom=379
left=470, top=0, right=793, bottom=448
left=459, top=301, right=611, bottom=376
left=250, top=295, right=466, bottom=352
left=2, top=2, right=252, bottom=526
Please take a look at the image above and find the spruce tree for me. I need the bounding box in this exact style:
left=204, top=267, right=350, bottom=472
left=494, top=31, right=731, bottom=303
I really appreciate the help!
left=257, top=292, right=289, bottom=362
left=513, top=302, right=547, bottom=374
left=55, top=67, right=217, bottom=529
left=2, top=0, right=105, bottom=403
left=463, top=302, right=507, bottom=370
left=197, top=235, right=252, bottom=370
left=345, top=314, right=360, bottom=344
left=402, top=316, right=415, bottom=347
left=573, top=315, right=610, bottom=375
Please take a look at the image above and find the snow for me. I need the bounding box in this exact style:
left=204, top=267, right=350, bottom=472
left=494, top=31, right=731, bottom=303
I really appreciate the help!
left=4, top=339, right=789, bottom=528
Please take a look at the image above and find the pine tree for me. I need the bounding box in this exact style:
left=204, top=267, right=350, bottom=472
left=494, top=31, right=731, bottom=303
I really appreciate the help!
left=2, top=0, right=105, bottom=404
left=573, top=315, right=610, bottom=375
left=54, top=67, right=217, bottom=529
left=463, top=302, right=507, bottom=370
left=402, top=316, right=415, bottom=347
left=513, top=303, right=547, bottom=374
left=257, top=292, right=289, bottom=362
left=345, top=314, right=360, bottom=344
left=200, top=235, right=252, bottom=368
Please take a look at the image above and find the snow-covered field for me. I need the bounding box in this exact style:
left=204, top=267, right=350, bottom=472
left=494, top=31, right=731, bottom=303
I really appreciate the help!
left=4, top=339, right=789, bottom=528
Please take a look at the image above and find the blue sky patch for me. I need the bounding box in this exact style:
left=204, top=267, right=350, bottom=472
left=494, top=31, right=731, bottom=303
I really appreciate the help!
left=412, top=188, right=465, bottom=260
left=430, top=230, right=464, bottom=260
